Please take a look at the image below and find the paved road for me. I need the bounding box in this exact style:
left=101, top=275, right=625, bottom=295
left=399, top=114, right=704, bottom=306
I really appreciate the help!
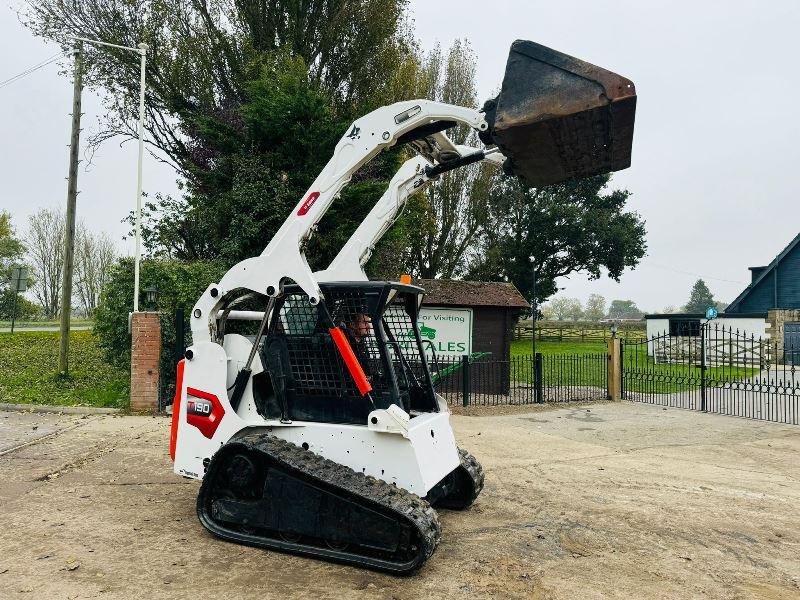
left=0, top=403, right=798, bottom=599
left=0, top=410, right=88, bottom=455
left=625, top=368, right=800, bottom=424
left=0, top=325, right=92, bottom=333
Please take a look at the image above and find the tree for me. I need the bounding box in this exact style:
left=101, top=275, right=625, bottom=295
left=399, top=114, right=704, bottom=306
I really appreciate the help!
left=0, top=211, right=25, bottom=287
left=467, top=173, right=646, bottom=310
left=26, top=208, right=64, bottom=319
left=662, top=305, right=678, bottom=314
left=548, top=296, right=583, bottom=321
left=607, top=299, right=643, bottom=320
left=540, top=302, right=555, bottom=321
left=0, top=211, right=34, bottom=321
left=24, top=0, right=414, bottom=171
left=75, top=226, right=116, bottom=317
left=402, top=40, right=496, bottom=278
left=584, top=294, right=607, bottom=321
left=24, top=0, right=420, bottom=269
left=683, top=279, right=715, bottom=313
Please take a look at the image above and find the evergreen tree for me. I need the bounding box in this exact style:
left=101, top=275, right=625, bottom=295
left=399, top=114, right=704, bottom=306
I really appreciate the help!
left=684, top=279, right=715, bottom=313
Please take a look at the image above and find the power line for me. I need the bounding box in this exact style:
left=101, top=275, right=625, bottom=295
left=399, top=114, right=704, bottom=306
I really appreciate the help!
left=0, top=51, right=65, bottom=90
left=644, top=262, right=747, bottom=285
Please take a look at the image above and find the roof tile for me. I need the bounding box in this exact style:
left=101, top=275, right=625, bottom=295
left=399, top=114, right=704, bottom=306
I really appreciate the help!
left=417, top=279, right=530, bottom=309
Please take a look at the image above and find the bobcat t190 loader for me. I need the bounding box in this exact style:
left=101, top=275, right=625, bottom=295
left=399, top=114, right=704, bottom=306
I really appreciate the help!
left=169, top=40, right=636, bottom=573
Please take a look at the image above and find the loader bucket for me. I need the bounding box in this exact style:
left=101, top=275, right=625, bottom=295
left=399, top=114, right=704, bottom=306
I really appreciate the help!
left=484, top=40, right=636, bottom=187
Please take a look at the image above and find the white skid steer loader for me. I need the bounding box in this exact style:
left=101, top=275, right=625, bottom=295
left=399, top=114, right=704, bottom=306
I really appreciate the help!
left=168, top=40, right=636, bottom=573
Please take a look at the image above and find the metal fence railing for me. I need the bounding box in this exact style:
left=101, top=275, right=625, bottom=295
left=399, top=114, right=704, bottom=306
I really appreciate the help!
left=622, top=323, right=800, bottom=425
left=160, top=306, right=611, bottom=412
left=433, top=353, right=609, bottom=406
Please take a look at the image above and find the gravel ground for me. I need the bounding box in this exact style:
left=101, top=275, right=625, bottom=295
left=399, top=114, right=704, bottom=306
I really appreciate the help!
left=0, top=402, right=798, bottom=599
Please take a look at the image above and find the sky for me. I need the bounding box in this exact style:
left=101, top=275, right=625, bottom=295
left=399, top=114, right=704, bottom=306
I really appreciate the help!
left=1, top=1, right=799, bottom=313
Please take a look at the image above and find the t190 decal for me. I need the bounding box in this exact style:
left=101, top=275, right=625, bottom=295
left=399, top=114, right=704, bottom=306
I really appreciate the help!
left=185, top=387, right=225, bottom=439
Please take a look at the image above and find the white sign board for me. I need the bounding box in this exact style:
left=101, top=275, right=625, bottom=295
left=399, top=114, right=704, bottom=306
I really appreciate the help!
left=417, top=307, right=473, bottom=357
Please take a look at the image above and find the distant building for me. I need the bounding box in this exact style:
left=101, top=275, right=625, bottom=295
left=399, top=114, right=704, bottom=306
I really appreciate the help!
left=644, top=233, right=800, bottom=356
left=417, top=279, right=530, bottom=394
left=418, top=279, right=530, bottom=362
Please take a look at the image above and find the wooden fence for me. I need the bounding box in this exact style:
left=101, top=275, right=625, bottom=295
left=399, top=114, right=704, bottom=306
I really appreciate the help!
left=514, top=321, right=646, bottom=343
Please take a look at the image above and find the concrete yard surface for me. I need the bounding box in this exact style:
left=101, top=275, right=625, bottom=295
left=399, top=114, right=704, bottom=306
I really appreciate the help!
left=0, top=403, right=798, bottom=599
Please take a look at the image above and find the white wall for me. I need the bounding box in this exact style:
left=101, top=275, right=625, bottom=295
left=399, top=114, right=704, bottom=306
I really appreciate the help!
left=646, top=318, right=669, bottom=339
left=644, top=315, right=769, bottom=358
left=709, top=317, right=769, bottom=339
left=645, top=316, right=768, bottom=339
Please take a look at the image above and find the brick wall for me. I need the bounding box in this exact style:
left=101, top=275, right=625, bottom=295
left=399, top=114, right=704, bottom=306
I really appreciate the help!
left=767, top=309, right=800, bottom=359
left=130, top=312, right=161, bottom=412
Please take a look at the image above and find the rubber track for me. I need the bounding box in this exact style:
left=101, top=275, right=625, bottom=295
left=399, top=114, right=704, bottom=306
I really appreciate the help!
left=457, top=447, right=485, bottom=507
left=197, top=431, right=441, bottom=574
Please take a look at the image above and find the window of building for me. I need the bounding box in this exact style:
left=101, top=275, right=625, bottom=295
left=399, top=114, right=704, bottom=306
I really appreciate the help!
left=669, top=318, right=700, bottom=337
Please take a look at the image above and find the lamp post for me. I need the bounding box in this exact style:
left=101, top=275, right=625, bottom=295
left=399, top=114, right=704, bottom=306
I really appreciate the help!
left=529, top=256, right=538, bottom=402
left=72, top=37, right=148, bottom=312
left=144, top=285, right=158, bottom=311
left=530, top=257, right=537, bottom=359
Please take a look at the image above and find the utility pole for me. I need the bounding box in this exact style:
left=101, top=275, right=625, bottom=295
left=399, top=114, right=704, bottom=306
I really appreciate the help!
left=72, top=37, right=148, bottom=313
left=58, top=42, right=83, bottom=376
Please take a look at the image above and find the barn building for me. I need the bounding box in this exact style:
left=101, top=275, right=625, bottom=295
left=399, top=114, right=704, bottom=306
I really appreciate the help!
left=645, top=233, right=800, bottom=356
left=416, top=279, right=530, bottom=394
left=417, top=279, right=530, bottom=361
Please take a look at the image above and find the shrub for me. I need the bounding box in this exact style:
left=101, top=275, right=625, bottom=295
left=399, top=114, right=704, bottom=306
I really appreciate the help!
left=0, top=289, right=42, bottom=321
left=94, top=258, right=227, bottom=400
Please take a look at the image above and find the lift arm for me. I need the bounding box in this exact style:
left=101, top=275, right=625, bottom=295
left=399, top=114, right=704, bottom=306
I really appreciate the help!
left=314, top=144, right=504, bottom=283
left=191, top=100, right=492, bottom=342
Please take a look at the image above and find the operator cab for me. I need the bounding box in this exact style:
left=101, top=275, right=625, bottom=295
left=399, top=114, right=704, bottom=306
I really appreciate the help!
left=253, top=281, right=440, bottom=426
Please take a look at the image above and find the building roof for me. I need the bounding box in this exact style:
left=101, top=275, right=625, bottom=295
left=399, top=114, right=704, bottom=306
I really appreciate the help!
left=417, top=279, right=530, bottom=309
left=726, top=232, right=800, bottom=313
left=644, top=312, right=767, bottom=319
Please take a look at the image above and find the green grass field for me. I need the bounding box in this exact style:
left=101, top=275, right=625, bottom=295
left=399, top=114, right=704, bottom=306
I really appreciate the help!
left=510, top=339, right=607, bottom=357
left=0, top=330, right=128, bottom=408
left=508, top=339, right=756, bottom=393
left=506, top=340, right=607, bottom=387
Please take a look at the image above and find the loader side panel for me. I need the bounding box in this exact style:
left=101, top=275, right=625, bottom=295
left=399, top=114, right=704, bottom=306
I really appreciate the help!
left=173, top=342, right=248, bottom=480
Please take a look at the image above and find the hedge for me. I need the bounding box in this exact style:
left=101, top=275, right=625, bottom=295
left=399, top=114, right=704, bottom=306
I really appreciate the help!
left=94, top=258, right=227, bottom=401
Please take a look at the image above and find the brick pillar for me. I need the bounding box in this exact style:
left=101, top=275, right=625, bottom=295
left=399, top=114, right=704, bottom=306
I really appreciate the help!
left=130, top=312, right=161, bottom=412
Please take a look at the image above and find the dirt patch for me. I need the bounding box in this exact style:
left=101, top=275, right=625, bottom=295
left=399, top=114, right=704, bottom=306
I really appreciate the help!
left=0, top=403, right=799, bottom=599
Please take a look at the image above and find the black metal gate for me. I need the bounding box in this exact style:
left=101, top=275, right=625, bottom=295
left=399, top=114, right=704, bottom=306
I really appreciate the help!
left=622, top=322, right=799, bottom=424
left=434, top=352, right=609, bottom=406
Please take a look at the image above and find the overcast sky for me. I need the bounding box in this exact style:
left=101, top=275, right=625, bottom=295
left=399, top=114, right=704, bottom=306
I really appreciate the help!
left=1, top=1, right=799, bottom=312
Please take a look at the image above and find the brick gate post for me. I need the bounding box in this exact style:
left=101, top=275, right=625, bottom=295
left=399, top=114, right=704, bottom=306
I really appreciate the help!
left=607, top=338, right=622, bottom=401
left=130, top=312, right=161, bottom=412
